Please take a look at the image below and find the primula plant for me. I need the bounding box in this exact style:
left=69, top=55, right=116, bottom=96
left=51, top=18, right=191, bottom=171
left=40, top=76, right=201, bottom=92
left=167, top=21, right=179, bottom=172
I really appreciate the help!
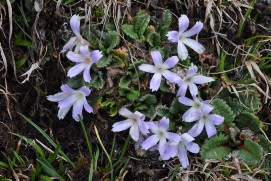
left=4, top=1, right=270, bottom=180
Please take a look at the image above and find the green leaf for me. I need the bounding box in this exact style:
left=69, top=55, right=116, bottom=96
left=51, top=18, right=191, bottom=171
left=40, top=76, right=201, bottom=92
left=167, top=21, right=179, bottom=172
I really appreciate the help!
left=235, top=112, right=261, bottom=133
left=157, top=10, right=172, bottom=41
left=15, top=56, right=28, bottom=69
left=119, top=75, right=131, bottom=87
left=96, top=56, right=112, bottom=68
left=119, top=86, right=140, bottom=101
left=212, top=98, right=235, bottom=131
left=37, top=158, right=64, bottom=180
left=142, top=105, right=155, bottom=118
left=15, top=32, right=33, bottom=48
left=122, top=24, right=139, bottom=40
left=169, top=98, right=186, bottom=115
left=236, top=139, right=263, bottom=165
left=102, top=31, right=119, bottom=53
left=201, top=134, right=231, bottom=160
left=89, top=71, right=105, bottom=90
left=139, top=94, right=157, bottom=105
left=67, top=75, right=84, bottom=89
left=156, top=105, right=170, bottom=117
left=146, top=32, right=161, bottom=47
left=134, top=11, right=150, bottom=38
left=100, top=99, right=118, bottom=116
left=84, top=27, right=105, bottom=46
left=160, top=79, right=171, bottom=92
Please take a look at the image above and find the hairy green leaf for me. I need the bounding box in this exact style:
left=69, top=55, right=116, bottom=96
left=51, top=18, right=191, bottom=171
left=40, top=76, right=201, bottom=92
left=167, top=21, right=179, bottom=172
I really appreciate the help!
left=236, top=139, right=263, bottom=165
left=89, top=71, right=105, bottom=90
left=134, top=11, right=150, bottom=38
left=201, top=134, right=231, bottom=160
left=147, top=32, right=161, bottom=47
left=156, top=105, right=170, bottom=117
left=96, top=56, right=112, bottom=68
left=119, top=86, right=140, bottom=101
left=122, top=24, right=139, bottom=40
left=212, top=98, right=235, bottom=131
left=140, top=94, right=157, bottom=105
left=235, top=112, right=261, bottom=133
left=103, top=31, right=119, bottom=53
left=157, top=10, right=172, bottom=41
left=119, top=75, right=131, bottom=87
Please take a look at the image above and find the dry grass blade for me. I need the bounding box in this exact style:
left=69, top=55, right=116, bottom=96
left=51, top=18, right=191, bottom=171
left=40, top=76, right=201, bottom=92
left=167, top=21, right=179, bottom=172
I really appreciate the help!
left=0, top=43, right=7, bottom=77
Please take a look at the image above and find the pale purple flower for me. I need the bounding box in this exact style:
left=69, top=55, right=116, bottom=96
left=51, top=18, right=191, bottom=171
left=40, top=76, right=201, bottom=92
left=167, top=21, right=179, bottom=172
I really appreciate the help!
left=177, top=64, right=214, bottom=97
left=47, top=84, right=93, bottom=121
left=66, top=45, right=102, bottom=82
left=141, top=117, right=181, bottom=157
left=163, top=133, right=200, bottom=168
left=186, top=108, right=224, bottom=138
left=112, top=108, right=149, bottom=141
left=139, top=51, right=181, bottom=91
left=179, top=96, right=213, bottom=122
left=167, top=14, right=205, bottom=60
left=61, top=15, right=90, bottom=53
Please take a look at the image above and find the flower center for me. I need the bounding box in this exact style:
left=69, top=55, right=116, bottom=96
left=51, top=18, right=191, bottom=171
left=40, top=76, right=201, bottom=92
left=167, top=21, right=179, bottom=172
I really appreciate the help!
left=156, top=66, right=165, bottom=73
left=193, top=101, right=202, bottom=110
left=184, top=76, right=193, bottom=84
left=202, top=114, right=209, bottom=122
left=156, top=129, right=166, bottom=139
left=84, top=56, right=92, bottom=64
left=179, top=33, right=185, bottom=41
left=75, top=91, right=85, bottom=100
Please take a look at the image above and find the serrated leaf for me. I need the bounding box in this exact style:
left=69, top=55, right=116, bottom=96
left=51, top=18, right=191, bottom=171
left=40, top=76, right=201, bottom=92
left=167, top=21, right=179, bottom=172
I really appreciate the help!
left=236, top=112, right=261, bottom=133
left=160, top=79, right=171, bottom=92
left=103, top=31, right=119, bottom=53
left=96, top=56, right=112, bottom=68
left=100, top=99, right=118, bottom=116
left=134, top=11, right=150, bottom=39
left=88, top=94, right=102, bottom=114
left=236, top=139, right=263, bottom=165
left=119, top=86, right=140, bottom=101
left=157, top=10, right=172, bottom=41
left=67, top=75, right=84, bottom=89
left=142, top=105, right=155, bottom=118
left=147, top=32, right=161, bottom=47
left=156, top=105, right=170, bottom=117
left=140, top=94, right=157, bottom=105
left=212, top=98, right=235, bottom=131
left=169, top=98, right=186, bottom=115
left=119, top=75, right=131, bottom=87
left=89, top=71, right=105, bottom=90
left=201, top=134, right=231, bottom=160
left=122, top=24, right=139, bottom=40
left=84, top=27, right=105, bottom=46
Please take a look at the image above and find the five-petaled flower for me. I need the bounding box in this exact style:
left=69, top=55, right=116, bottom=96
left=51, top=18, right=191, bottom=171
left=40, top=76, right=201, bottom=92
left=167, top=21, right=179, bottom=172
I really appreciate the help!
left=179, top=96, right=213, bottom=122
left=66, top=45, right=103, bottom=83
left=163, top=133, right=200, bottom=168
left=141, top=117, right=181, bottom=157
left=177, top=64, right=214, bottom=97
left=61, top=15, right=90, bottom=53
left=139, top=51, right=181, bottom=92
left=167, top=14, right=205, bottom=60
left=112, top=108, right=149, bottom=141
left=47, top=84, right=93, bottom=121
left=186, top=107, right=224, bottom=138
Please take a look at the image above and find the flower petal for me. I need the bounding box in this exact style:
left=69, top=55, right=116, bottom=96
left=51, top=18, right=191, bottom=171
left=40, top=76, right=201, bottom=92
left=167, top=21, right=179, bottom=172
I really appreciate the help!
left=210, top=114, right=224, bottom=125
left=185, top=142, right=200, bottom=154
left=139, top=64, right=156, bottom=73
left=79, top=86, right=91, bottom=96
left=178, top=41, right=188, bottom=60
left=167, top=31, right=179, bottom=43
left=187, top=65, right=198, bottom=76
left=146, top=121, right=158, bottom=133
left=150, top=73, right=162, bottom=92
left=158, top=139, right=167, bottom=157
left=72, top=99, right=84, bottom=121
left=112, top=119, right=132, bottom=132
left=67, top=63, right=86, bottom=78
left=178, top=144, right=189, bottom=168
left=177, top=84, right=188, bottom=97
left=163, top=56, right=179, bottom=69
left=91, top=50, right=103, bottom=63
left=162, top=70, right=182, bottom=83
left=60, top=84, right=74, bottom=93
left=58, top=95, right=76, bottom=108
left=83, top=65, right=91, bottom=83
left=188, top=120, right=204, bottom=137
left=205, top=121, right=217, bottom=138
left=162, top=143, right=178, bottom=160
left=61, top=37, right=76, bottom=53
left=79, top=45, right=90, bottom=56
left=192, top=75, right=214, bottom=84
left=70, top=15, right=81, bottom=36
left=151, top=51, right=163, bottom=66
left=181, top=133, right=195, bottom=143
left=201, top=104, right=213, bottom=114
left=66, top=51, right=85, bottom=63
left=178, top=15, right=189, bottom=33
left=134, top=111, right=145, bottom=121
left=119, top=108, right=133, bottom=118
left=189, top=83, right=198, bottom=96
left=58, top=106, right=72, bottom=119
left=182, top=38, right=205, bottom=54
left=129, top=125, right=140, bottom=141
left=139, top=120, right=149, bottom=135
left=158, top=117, right=169, bottom=130
left=178, top=96, right=194, bottom=106
left=141, top=135, right=159, bottom=150
left=83, top=100, right=93, bottom=113
left=183, top=110, right=199, bottom=122
left=167, top=132, right=181, bottom=143
left=47, top=93, right=69, bottom=102
left=183, top=21, right=203, bottom=37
